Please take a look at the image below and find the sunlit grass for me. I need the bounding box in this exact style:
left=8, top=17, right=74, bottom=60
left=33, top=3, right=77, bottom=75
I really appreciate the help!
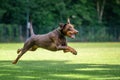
left=0, top=42, right=120, bottom=80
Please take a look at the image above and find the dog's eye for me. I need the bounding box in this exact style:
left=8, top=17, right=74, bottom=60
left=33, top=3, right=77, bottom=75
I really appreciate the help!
left=67, top=28, right=71, bottom=31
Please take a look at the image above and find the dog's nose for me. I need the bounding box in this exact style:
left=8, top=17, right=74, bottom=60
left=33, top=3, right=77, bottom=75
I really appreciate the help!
left=75, top=30, right=78, bottom=34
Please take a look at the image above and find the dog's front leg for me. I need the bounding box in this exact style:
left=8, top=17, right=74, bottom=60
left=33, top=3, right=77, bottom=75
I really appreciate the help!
left=51, top=36, right=77, bottom=55
left=66, top=46, right=77, bottom=55
left=57, top=46, right=77, bottom=55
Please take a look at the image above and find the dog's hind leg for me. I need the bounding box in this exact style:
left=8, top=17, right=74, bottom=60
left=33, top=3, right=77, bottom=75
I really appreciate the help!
left=29, top=45, right=38, bottom=51
left=12, top=48, right=28, bottom=64
left=17, top=48, right=22, bottom=54
left=12, top=40, right=33, bottom=64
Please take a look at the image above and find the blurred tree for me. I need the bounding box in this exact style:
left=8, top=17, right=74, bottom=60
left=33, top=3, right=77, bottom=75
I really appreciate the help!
left=96, top=0, right=106, bottom=23
left=0, top=0, right=120, bottom=42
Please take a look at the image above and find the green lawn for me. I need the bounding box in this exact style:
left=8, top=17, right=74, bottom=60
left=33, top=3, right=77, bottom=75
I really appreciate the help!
left=0, top=42, right=120, bottom=80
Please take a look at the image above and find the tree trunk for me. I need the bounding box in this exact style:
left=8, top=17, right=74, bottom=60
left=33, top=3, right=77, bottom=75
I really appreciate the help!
left=96, top=0, right=106, bottom=23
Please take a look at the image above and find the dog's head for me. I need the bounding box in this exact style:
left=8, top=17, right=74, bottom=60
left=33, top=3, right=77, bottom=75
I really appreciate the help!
left=59, top=19, right=78, bottom=39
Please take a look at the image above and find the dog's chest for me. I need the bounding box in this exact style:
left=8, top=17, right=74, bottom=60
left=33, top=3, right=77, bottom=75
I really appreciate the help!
left=57, top=37, right=66, bottom=46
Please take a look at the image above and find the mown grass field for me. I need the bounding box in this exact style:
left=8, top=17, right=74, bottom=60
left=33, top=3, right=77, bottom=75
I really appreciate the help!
left=0, top=42, right=120, bottom=80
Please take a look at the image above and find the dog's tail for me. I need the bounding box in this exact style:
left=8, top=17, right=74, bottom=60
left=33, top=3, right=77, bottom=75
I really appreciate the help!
left=30, top=22, right=35, bottom=36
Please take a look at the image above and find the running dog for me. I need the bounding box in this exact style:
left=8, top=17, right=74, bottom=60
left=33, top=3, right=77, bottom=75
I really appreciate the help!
left=12, top=19, right=78, bottom=64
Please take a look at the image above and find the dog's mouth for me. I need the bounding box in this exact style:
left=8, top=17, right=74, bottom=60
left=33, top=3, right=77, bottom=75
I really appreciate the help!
left=70, top=34, right=76, bottom=39
left=67, top=31, right=77, bottom=39
left=66, top=29, right=78, bottom=39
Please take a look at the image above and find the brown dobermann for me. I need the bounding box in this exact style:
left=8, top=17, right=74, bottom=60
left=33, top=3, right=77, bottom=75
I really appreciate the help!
left=12, top=19, right=78, bottom=64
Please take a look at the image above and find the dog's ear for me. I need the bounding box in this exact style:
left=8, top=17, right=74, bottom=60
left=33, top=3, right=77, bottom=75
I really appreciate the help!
left=67, top=18, right=70, bottom=24
left=59, top=23, right=65, bottom=29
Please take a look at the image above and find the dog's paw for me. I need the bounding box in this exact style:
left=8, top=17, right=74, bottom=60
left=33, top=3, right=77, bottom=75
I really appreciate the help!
left=71, top=50, right=77, bottom=55
left=17, top=49, right=20, bottom=54
left=72, top=51, right=77, bottom=55
left=17, top=48, right=23, bottom=54
left=12, top=61, right=17, bottom=64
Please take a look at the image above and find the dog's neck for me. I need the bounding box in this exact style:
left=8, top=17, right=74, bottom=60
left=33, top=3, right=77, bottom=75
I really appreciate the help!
left=56, top=28, right=65, bottom=38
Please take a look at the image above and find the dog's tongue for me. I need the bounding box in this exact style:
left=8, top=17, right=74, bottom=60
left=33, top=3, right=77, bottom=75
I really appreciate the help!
left=71, top=34, right=75, bottom=39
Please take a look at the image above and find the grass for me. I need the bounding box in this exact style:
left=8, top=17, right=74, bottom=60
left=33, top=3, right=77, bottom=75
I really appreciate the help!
left=0, top=42, right=120, bottom=80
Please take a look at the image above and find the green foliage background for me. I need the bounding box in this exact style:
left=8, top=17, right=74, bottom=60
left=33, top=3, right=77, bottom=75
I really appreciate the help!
left=0, top=0, right=120, bottom=42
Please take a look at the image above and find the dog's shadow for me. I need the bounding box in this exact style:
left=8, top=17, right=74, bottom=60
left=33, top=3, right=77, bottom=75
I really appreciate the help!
left=0, top=60, right=120, bottom=80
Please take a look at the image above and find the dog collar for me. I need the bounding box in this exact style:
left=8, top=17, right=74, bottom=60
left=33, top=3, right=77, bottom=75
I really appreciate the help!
left=56, top=28, right=65, bottom=37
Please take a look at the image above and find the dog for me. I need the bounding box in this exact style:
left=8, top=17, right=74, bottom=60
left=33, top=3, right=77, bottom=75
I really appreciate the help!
left=12, top=19, right=78, bottom=64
